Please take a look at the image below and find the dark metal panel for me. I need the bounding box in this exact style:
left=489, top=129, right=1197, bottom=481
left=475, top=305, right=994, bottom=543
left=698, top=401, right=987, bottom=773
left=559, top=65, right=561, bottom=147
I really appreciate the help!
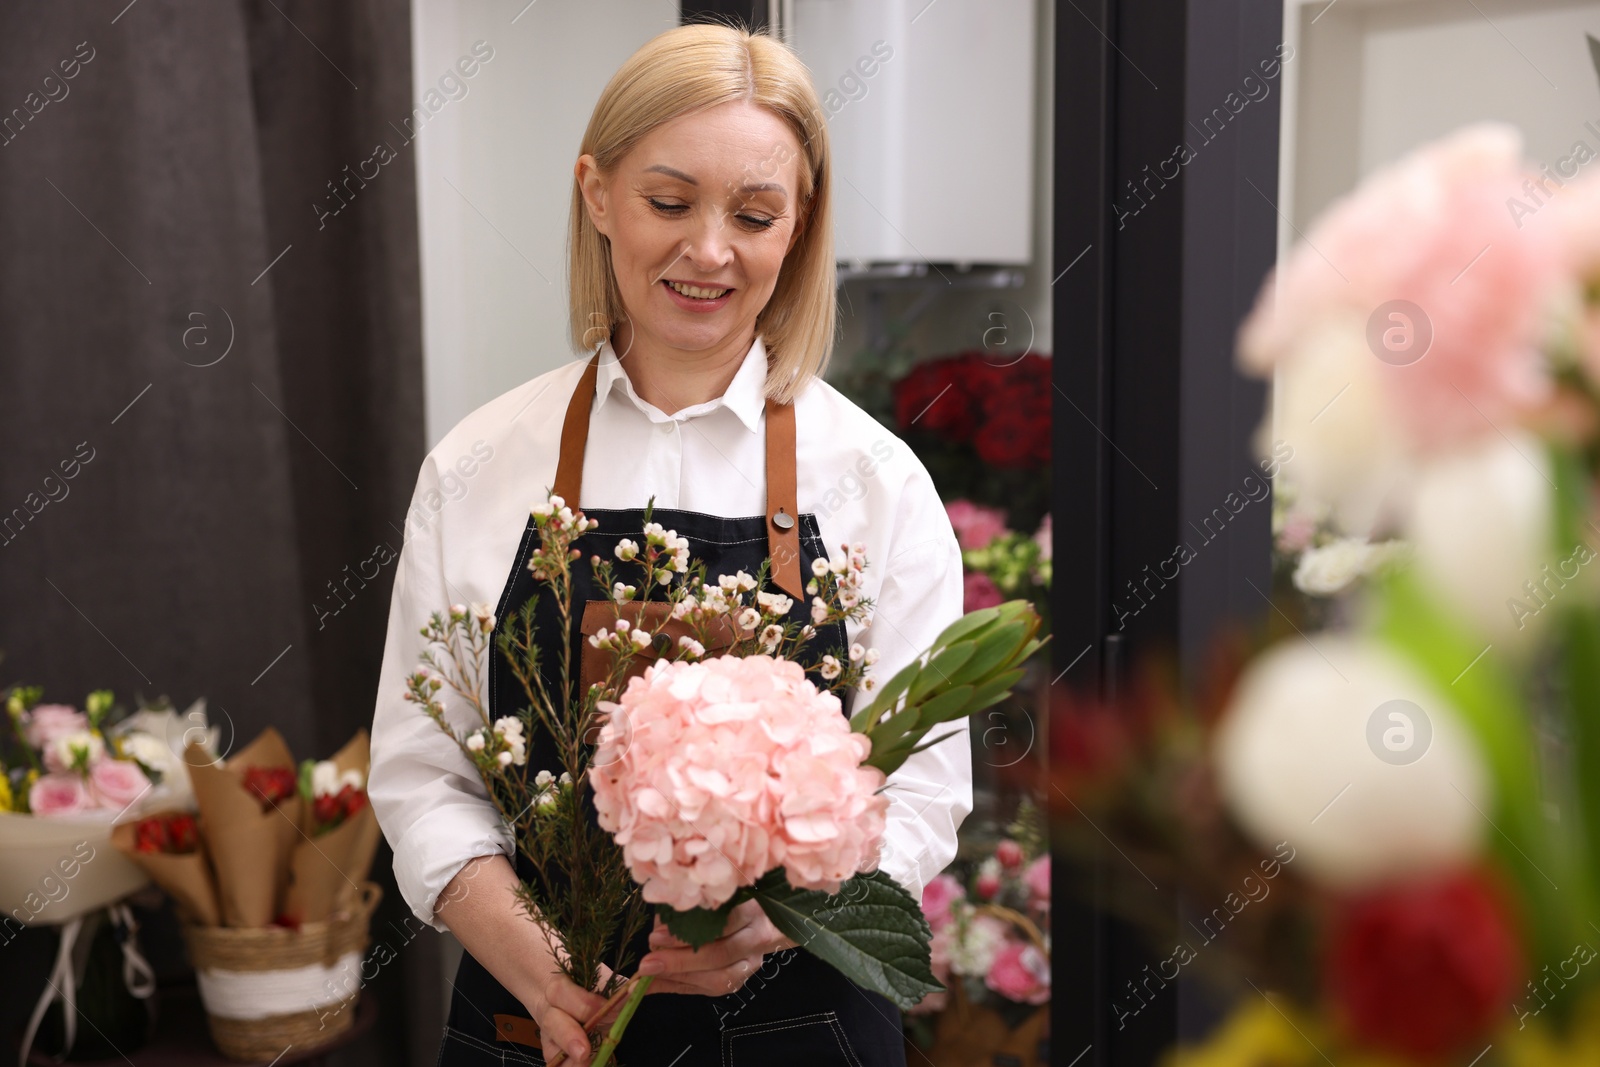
left=680, top=0, right=769, bottom=31
left=1054, top=0, right=1280, bottom=1059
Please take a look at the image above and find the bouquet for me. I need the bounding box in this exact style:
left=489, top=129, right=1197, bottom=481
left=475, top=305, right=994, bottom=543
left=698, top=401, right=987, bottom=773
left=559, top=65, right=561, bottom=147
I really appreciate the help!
left=1053, top=121, right=1600, bottom=1065
left=113, top=727, right=381, bottom=928
left=0, top=687, right=215, bottom=926
left=0, top=685, right=219, bottom=1063
left=408, top=496, right=1047, bottom=1067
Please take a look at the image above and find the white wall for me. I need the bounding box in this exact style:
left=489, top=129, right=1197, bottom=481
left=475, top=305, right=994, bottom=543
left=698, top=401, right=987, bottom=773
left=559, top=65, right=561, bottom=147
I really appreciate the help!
left=1284, top=0, right=1600, bottom=241
left=412, top=0, right=678, bottom=448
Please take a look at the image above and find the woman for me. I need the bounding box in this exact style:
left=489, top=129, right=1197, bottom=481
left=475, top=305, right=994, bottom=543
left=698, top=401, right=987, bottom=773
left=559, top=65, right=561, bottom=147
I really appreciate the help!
left=368, top=23, right=972, bottom=1067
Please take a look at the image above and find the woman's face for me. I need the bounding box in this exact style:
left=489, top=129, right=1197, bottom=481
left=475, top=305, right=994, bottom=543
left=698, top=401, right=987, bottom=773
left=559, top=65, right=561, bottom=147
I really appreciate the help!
left=577, top=99, right=807, bottom=357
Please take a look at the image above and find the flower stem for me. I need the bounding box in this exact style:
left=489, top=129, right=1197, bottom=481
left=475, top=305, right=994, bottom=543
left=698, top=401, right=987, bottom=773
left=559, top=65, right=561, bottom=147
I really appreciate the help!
left=588, top=974, right=653, bottom=1067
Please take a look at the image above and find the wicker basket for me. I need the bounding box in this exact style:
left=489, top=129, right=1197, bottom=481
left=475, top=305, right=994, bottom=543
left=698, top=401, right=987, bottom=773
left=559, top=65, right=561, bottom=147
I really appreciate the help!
left=179, top=882, right=381, bottom=1061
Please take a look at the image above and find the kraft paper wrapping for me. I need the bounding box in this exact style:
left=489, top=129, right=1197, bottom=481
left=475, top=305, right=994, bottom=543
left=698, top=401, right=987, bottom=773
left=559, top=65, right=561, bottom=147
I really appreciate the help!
left=281, top=730, right=381, bottom=924
left=111, top=816, right=222, bottom=927
left=186, top=727, right=301, bottom=927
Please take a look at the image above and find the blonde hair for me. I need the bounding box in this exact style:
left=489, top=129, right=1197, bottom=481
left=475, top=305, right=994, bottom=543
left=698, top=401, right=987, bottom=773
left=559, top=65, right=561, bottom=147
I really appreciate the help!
left=567, top=23, right=836, bottom=405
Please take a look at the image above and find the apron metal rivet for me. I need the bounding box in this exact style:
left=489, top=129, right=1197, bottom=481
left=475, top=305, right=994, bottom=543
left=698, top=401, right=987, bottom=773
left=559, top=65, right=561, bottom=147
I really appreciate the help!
left=772, top=509, right=794, bottom=531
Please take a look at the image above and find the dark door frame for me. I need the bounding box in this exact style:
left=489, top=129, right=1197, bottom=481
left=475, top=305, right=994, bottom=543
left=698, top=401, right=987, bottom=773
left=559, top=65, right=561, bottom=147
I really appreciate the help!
left=1053, top=0, right=1281, bottom=1062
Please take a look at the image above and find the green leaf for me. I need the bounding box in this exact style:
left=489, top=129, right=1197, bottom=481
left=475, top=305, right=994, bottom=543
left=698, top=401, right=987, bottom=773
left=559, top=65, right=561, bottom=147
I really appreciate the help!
left=944, top=621, right=1026, bottom=687
left=963, top=668, right=1027, bottom=713
left=850, top=656, right=924, bottom=733
left=659, top=900, right=736, bottom=949
left=753, top=870, right=941, bottom=1011
left=864, top=742, right=918, bottom=775
left=930, top=605, right=1005, bottom=646
left=904, top=726, right=965, bottom=757
left=1369, top=562, right=1583, bottom=975
left=913, top=684, right=977, bottom=729
left=906, top=643, right=978, bottom=704
left=863, top=702, right=922, bottom=762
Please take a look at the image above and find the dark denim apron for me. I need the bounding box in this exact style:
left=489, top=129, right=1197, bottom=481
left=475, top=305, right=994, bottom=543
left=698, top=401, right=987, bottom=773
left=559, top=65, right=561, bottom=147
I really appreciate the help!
left=436, top=350, right=908, bottom=1067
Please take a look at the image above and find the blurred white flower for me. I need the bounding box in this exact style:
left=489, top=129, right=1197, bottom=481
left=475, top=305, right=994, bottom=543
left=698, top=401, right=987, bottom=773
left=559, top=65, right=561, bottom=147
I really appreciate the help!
left=1403, top=430, right=1571, bottom=648
left=1256, top=319, right=1414, bottom=538
left=1213, top=633, right=1491, bottom=890
left=49, top=730, right=103, bottom=772
left=1292, top=537, right=1410, bottom=596
left=945, top=905, right=1009, bottom=976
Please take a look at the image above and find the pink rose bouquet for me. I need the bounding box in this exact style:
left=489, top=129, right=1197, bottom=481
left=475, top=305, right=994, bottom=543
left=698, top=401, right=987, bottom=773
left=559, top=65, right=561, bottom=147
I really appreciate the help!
left=3, top=688, right=154, bottom=820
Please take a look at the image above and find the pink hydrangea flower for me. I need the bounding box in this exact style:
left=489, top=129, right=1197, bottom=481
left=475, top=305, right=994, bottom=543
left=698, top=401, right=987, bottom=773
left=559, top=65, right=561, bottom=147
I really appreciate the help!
left=963, top=572, right=1004, bottom=614
left=921, top=873, right=965, bottom=931
left=590, top=654, right=889, bottom=911
left=946, top=500, right=1009, bottom=551
left=89, top=758, right=151, bottom=813
left=1238, top=123, right=1561, bottom=456
left=24, top=705, right=88, bottom=753
left=29, top=773, right=93, bottom=817
left=985, top=939, right=1050, bottom=1005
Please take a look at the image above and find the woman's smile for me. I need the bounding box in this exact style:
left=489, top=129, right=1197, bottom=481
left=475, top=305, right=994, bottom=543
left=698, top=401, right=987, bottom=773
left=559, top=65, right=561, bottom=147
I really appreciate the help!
left=660, top=277, right=735, bottom=311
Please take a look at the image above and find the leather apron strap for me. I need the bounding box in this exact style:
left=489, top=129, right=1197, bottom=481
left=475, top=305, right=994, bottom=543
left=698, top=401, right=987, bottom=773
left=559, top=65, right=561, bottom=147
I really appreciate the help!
left=550, top=349, right=806, bottom=601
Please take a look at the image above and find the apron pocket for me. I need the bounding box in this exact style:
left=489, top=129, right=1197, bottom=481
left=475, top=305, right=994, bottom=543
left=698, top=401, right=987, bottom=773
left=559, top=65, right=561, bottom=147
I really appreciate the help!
left=577, top=599, right=748, bottom=693
left=720, top=1010, right=863, bottom=1067
left=436, top=1022, right=546, bottom=1066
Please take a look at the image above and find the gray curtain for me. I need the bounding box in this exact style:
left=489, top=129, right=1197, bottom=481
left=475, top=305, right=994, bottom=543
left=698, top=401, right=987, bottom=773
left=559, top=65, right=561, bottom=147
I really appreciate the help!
left=0, top=2, right=440, bottom=1064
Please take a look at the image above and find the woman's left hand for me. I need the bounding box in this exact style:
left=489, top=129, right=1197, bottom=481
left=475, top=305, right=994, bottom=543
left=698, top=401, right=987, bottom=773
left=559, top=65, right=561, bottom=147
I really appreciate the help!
left=634, top=899, right=800, bottom=997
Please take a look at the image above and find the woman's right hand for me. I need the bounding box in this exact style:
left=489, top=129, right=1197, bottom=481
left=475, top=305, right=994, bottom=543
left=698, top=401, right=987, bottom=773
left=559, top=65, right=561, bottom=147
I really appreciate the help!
left=434, top=854, right=620, bottom=1065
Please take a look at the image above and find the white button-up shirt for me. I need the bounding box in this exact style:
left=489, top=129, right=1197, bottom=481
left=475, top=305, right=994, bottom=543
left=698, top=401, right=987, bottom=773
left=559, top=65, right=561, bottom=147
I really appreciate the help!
left=368, top=335, right=973, bottom=932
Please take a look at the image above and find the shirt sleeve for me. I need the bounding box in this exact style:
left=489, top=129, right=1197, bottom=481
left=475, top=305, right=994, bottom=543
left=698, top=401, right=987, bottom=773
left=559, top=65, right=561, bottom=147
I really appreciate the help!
left=851, top=501, right=974, bottom=908
left=367, top=456, right=514, bottom=933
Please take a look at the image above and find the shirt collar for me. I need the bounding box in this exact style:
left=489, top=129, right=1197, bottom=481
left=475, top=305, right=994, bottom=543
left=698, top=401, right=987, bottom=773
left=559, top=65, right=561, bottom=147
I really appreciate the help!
left=593, top=334, right=769, bottom=434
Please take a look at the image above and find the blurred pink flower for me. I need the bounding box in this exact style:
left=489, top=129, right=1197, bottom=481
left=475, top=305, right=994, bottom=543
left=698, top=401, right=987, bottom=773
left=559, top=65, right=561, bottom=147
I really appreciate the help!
left=590, top=654, right=888, bottom=911
left=975, top=870, right=1001, bottom=901
left=946, top=500, right=1009, bottom=550
left=89, top=758, right=150, bottom=812
left=1545, top=167, right=1600, bottom=386
left=995, top=839, right=1025, bottom=871
left=1238, top=123, right=1560, bottom=455
left=985, top=940, right=1051, bottom=1005
left=922, top=873, right=965, bottom=931
left=1033, top=514, right=1052, bottom=561
left=1277, top=510, right=1320, bottom=555
left=1023, top=854, right=1050, bottom=909
left=29, top=773, right=92, bottom=817
left=24, top=705, right=88, bottom=752
left=963, top=572, right=1004, bottom=614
